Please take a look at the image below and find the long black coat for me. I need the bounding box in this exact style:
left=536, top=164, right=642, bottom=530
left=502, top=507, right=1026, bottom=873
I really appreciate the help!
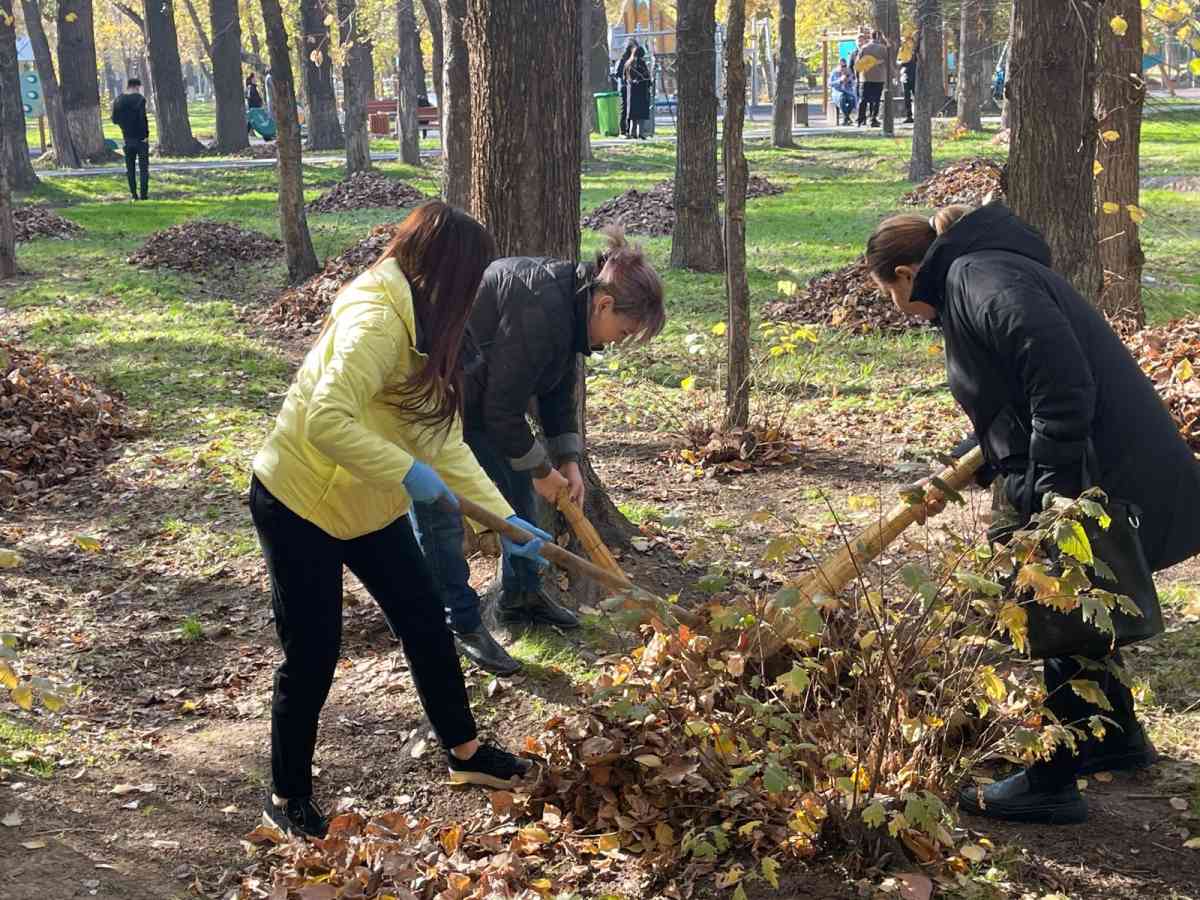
left=916, top=203, right=1200, bottom=571
left=625, top=60, right=652, bottom=122
left=461, top=258, right=594, bottom=475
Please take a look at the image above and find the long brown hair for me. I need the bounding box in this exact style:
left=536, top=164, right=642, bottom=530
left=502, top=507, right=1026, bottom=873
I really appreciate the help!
left=865, top=204, right=973, bottom=282
left=592, top=226, right=666, bottom=342
left=378, top=201, right=496, bottom=433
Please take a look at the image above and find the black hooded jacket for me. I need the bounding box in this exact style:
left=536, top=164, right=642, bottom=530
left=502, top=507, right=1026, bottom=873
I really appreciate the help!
left=111, top=92, right=149, bottom=143
left=461, top=257, right=593, bottom=477
left=917, top=203, right=1200, bottom=571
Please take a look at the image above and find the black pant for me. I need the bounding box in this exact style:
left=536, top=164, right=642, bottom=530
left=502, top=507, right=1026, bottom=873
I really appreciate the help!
left=858, top=82, right=884, bottom=125
left=1032, top=652, right=1138, bottom=789
left=903, top=80, right=914, bottom=120
left=124, top=140, right=149, bottom=199
left=249, top=476, right=477, bottom=799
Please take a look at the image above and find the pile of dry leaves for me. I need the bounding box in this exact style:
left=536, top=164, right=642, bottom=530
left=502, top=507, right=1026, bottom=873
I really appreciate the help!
left=762, top=259, right=914, bottom=332
left=259, top=224, right=398, bottom=332
left=231, top=144, right=278, bottom=159
left=671, top=424, right=801, bottom=476
left=307, top=171, right=427, bottom=213
left=902, top=157, right=1006, bottom=208
left=127, top=221, right=283, bottom=274
left=1124, top=317, right=1200, bottom=453
left=14, top=205, right=83, bottom=243
left=0, top=343, right=133, bottom=499
left=582, top=176, right=786, bottom=236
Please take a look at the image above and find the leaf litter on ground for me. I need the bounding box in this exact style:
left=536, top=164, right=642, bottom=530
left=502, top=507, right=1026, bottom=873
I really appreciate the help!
left=127, top=221, right=283, bottom=274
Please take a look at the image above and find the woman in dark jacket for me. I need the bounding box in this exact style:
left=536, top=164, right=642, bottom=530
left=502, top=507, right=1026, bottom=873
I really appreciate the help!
left=624, top=47, right=653, bottom=140
left=865, top=202, right=1200, bottom=824
left=616, top=40, right=638, bottom=136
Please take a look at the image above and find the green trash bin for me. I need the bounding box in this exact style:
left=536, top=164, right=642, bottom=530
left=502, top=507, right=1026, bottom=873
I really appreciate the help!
left=594, top=91, right=620, bottom=137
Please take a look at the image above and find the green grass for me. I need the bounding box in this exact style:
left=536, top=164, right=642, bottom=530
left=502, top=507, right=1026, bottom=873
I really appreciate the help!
left=0, top=716, right=58, bottom=777
left=179, top=616, right=205, bottom=642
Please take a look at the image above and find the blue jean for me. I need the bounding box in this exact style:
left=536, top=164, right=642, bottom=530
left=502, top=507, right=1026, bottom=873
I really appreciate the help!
left=411, top=429, right=542, bottom=633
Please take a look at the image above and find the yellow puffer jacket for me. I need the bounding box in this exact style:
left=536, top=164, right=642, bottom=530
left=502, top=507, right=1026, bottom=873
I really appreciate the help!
left=252, top=258, right=514, bottom=539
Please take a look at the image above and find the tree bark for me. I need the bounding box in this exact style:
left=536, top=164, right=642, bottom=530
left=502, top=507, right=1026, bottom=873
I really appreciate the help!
left=1008, top=0, right=1103, bottom=302
left=20, top=0, right=81, bottom=167
left=908, top=0, right=940, bottom=181
left=411, top=3, right=427, bottom=100
left=873, top=0, right=899, bottom=136
left=671, top=0, right=723, bottom=272
left=260, top=0, right=320, bottom=282
left=299, top=0, right=343, bottom=149
left=955, top=0, right=987, bottom=130
left=1096, top=0, right=1144, bottom=324
left=0, top=0, right=37, bottom=189
left=210, top=0, right=249, bottom=152
left=182, top=0, right=213, bottom=60
left=588, top=0, right=608, bottom=93
left=579, top=0, right=593, bottom=160
left=724, top=0, right=750, bottom=429
left=143, top=0, right=205, bottom=155
left=772, top=0, right=796, bottom=147
left=339, top=0, right=372, bottom=172
left=57, top=0, right=107, bottom=159
left=465, top=0, right=579, bottom=257
left=396, top=0, right=421, bottom=164
left=1000, top=0, right=1014, bottom=131
left=0, top=143, right=15, bottom=278
left=420, top=0, right=442, bottom=105
left=440, top=0, right=469, bottom=204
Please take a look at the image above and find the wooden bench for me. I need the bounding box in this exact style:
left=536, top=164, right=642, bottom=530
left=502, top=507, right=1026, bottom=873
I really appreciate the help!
left=366, top=99, right=440, bottom=138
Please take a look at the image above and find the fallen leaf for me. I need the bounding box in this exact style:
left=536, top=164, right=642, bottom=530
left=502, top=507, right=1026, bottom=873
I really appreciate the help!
left=1170, top=797, right=1190, bottom=811
left=2, top=811, right=24, bottom=828
left=220, top=804, right=238, bottom=814
left=896, top=871, right=933, bottom=900
left=0, top=549, right=22, bottom=568
left=960, top=843, right=987, bottom=863
left=1093, top=771, right=1113, bottom=783
left=634, top=754, right=663, bottom=767
left=1184, top=837, right=1200, bottom=849
left=73, top=535, right=101, bottom=552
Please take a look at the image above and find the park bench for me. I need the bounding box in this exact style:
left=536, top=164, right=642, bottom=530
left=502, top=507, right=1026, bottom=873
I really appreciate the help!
left=365, top=99, right=440, bottom=138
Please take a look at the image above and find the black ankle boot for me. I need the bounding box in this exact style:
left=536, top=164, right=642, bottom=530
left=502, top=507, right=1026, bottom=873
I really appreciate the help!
left=497, top=588, right=580, bottom=629
left=454, top=624, right=522, bottom=676
left=958, top=771, right=1087, bottom=824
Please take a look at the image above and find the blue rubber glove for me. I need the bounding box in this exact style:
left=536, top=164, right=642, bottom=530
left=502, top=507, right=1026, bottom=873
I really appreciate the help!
left=402, top=461, right=458, bottom=510
left=502, top=515, right=552, bottom=569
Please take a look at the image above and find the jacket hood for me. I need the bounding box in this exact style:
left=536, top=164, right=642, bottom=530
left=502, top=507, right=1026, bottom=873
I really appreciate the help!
left=913, top=203, right=1051, bottom=308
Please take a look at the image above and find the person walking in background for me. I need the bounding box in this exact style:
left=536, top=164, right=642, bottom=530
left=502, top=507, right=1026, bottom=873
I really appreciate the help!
left=899, top=32, right=918, bottom=123
left=856, top=30, right=889, bottom=127
left=624, top=46, right=653, bottom=140
left=830, top=59, right=859, bottom=126
left=246, top=74, right=264, bottom=137
left=616, top=39, right=638, bottom=137
left=111, top=78, right=150, bottom=201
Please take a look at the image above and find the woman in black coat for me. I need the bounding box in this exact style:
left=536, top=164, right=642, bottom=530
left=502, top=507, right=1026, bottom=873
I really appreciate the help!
left=624, top=47, right=653, bottom=140
left=865, top=202, right=1200, bottom=824
left=616, top=40, right=637, bottom=136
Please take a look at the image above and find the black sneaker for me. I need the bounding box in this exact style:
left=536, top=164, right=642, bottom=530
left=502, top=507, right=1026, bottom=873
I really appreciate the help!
left=497, top=589, right=580, bottom=629
left=455, top=624, right=522, bottom=676
left=447, top=742, right=532, bottom=789
left=1078, top=726, right=1158, bottom=775
left=957, top=771, right=1087, bottom=825
left=262, top=794, right=328, bottom=838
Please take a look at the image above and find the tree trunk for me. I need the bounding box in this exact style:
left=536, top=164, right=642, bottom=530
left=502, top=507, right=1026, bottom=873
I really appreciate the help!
left=138, top=52, right=155, bottom=113
left=0, top=145, right=15, bottom=278
left=579, top=0, right=593, bottom=160
left=411, top=5, right=427, bottom=100
left=440, top=0, right=469, bottom=204
left=1000, top=0, right=1014, bottom=131
left=182, top=0, right=213, bottom=60
left=261, top=0, right=320, bottom=282
left=724, top=0, right=750, bottom=429
left=143, top=0, right=205, bottom=155
left=1008, top=0, right=1102, bottom=302
left=955, top=0, right=986, bottom=130
left=21, top=0, right=81, bottom=167
left=671, top=0, right=724, bottom=272
left=465, top=0, right=579, bottom=257
left=873, top=0, right=899, bottom=136
left=772, top=0, right=796, bottom=147
left=299, top=0, right=343, bottom=150
left=589, top=0, right=608, bottom=93
left=908, top=0, right=940, bottom=181
left=420, top=0, right=442, bottom=105
left=210, top=0, right=250, bottom=152
left=396, top=0, right=421, bottom=164
left=339, top=0, right=372, bottom=172
left=1096, top=0, right=1144, bottom=324
left=56, top=0, right=107, bottom=159
left=0, top=0, right=37, bottom=189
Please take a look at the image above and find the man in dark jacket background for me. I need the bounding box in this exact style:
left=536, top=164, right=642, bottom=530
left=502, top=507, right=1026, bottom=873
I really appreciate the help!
left=112, top=78, right=150, bottom=201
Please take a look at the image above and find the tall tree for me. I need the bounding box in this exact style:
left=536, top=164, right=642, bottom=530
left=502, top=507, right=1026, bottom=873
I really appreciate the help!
left=0, top=0, right=38, bottom=188
left=588, top=0, right=608, bottom=95
left=339, top=0, right=372, bottom=172
left=772, top=0, right=796, bottom=147
left=873, top=0, right=899, bottom=136
left=1000, top=0, right=1014, bottom=132
left=300, top=0, right=343, bottom=149
left=955, top=0, right=989, bottom=130
left=143, top=0, right=205, bottom=154
left=0, top=142, right=15, bottom=278
left=396, top=0, right=421, bottom=164
left=908, top=0, right=940, bottom=181
left=724, top=0, right=750, bottom=428
left=210, top=0, right=250, bottom=152
left=261, top=0, right=319, bottom=281
left=420, top=0, right=442, bottom=105
left=440, top=0, right=469, bottom=205
left=1096, top=0, right=1145, bottom=323
left=579, top=0, right=593, bottom=160
left=57, top=0, right=107, bottom=159
left=19, top=0, right=81, bottom=167
left=671, top=0, right=723, bottom=272
left=1008, top=0, right=1102, bottom=301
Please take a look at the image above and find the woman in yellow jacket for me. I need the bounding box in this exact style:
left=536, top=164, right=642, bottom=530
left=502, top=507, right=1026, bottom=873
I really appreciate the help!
left=250, top=202, right=547, bottom=838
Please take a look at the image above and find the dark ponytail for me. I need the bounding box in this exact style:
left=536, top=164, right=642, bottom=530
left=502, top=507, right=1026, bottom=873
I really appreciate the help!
left=865, top=205, right=973, bottom=282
